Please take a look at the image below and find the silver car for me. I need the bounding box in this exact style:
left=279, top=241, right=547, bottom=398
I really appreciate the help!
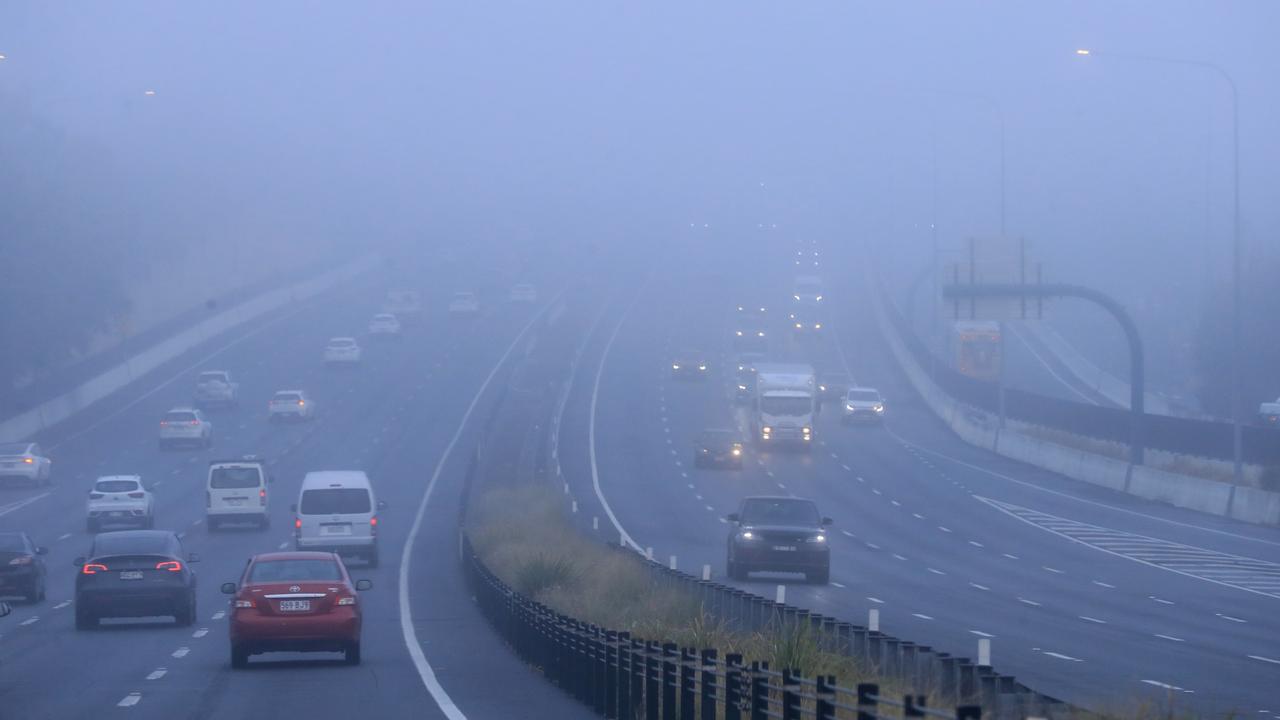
left=158, top=408, right=213, bottom=449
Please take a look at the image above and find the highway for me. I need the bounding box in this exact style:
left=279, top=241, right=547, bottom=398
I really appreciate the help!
left=0, top=264, right=594, bottom=720
left=556, top=239, right=1280, bottom=717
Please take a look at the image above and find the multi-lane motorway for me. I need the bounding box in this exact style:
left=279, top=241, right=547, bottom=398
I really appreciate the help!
left=0, top=266, right=593, bottom=719
left=558, top=241, right=1280, bottom=717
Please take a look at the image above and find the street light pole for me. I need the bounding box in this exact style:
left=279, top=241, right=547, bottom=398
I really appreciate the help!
left=1075, top=48, right=1243, bottom=483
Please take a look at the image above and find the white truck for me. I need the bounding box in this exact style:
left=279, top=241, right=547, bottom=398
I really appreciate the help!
left=752, top=363, right=816, bottom=449
left=194, top=371, right=239, bottom=408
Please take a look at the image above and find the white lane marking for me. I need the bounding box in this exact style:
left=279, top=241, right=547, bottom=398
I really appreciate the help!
left=1215, top=613, right=1246, bottom=623
left=58, top=532, right=72, bottom=541
left=1149, top=596, right=1175, bottom=605
left=872, top=489, right=882, bottom=496
left=937, top=526, right=952, bottom=533
left=399, top=296, right=557, bottom=720
left=890, top=500, right=901, bottom=507
left=19, top=616, right=39, bottom=626
left=680, top=472, right=688, bottom=478
left=704, top=505, right=714, bottom=512
left=1043, top=566, right=1065, bottom=574
left=830, top=581, right=846, bottom=588
left=1140, top=679, right=1192, bottom=693
left=53, top=601, right=70, bottom=610
left=212, top=611, right=225, bottom=620
left=841, top=530, right=856, bottom=538
left=912, top=613, right=933, bottom=620
left=1003, top=553, right=1020, bottom=560
left=969, top=582, right=990, bottom=591
left=912, top=513, right=925, bottom=520
left=117, top=692, right=142, bottom=707
left=865, top=542, right=880, bottom=550
left=856, top=477, right=865, bottom=483
left=968, top=540, right=984, bottom=547
left=1079, top=615, right=1108, bottom=624
left=171, top=647, right=190, bottom=658
left=892, top=554, right=908, bottom=561
left=277, top=541, right=289, bottom=550
left=926, top=568, right=946, bottom=575
left=1247, top=655, right=1280, bottom=665
left=970, top=630, right=994, bottom=637
left=841, top=464, right=851, bottom=471
left=1016, top=597, right=1042, bottom=607
left=867, top=597, right=884, bottom=604
left=687, top=484, right=695, bottom=489
left=146, top=668, right=167, bottom=680
left=1154, top=634, right=1185, bottom=642
left=1093, top=580, right=1116, bottom=588
left=1042, top=651, right=1083, bottom=662
left=0, top=493, right=51, bottom=518
left=192, top=628, right=209, bottom=638
left=776, top=483, right=786, bottom=489
left=718, top=518, right=728, bottom=524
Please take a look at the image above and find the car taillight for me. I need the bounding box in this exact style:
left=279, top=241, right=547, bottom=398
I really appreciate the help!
left=336, top=595, right=357, bottom=606
left=370, top=516, right=378, bottom=535
left=9, top=556, right=32, bottom=565
left=156, top=560, right=183, bottom=572
left=128, top=492, right=145, bottom=498
left=89, top=492, right=104, bottom=500
left=190, top=420, right=200, bottom=426
left=234, top=599, right=254, bottom=608
left=23, top=457, right=33, bottom=464
left=160, top=421, right=169, bottom=426
left=259, top=488, right=267, bottom=506
left=298, top=400, right=305, bottom=406
left=82, top=563, right=108, bottom=574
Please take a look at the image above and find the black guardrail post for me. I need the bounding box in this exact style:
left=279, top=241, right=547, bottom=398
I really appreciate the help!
left=594, top=627, right=607, bottom=715
left=700, top=648, right=718, bottom=720
left=605, top=630, right=619, bottom=718
left=645, top=641, right=660, bottom=720
left=781, top=669, right=801, bottom=720
left=661, top=642, right=678, bottom=720
left=904, top=693, right=927, bottom=717
left=956, top=705, right=983, bottom=719
left=749, top=661, right=769, bottom=720
left=725, top=653, right=744, bottom=720
left=815, top=674, right=836, bottom=720
left=618, top=633, right=633, bottom=720
left=856, top=683, right=878, bottom=720
left=679, top=647, right=697, bottom=720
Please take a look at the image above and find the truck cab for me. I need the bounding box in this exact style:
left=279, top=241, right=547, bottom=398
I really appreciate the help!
left=752, top=363, right=816, bottom=449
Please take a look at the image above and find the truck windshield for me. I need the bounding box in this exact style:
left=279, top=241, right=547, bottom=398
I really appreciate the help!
left=761, top=397, right=811, bottom=416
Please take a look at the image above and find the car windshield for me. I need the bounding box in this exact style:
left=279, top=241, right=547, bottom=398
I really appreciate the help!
left=0, top=443, right=30, bottom=455
left=96, top=479, right=140, bottom=493
left=164, top=412, right=197, bottom=422
left=273, top=393, right=302, bottom=402
left=848, top=390, right=881, bottom=402
left=210, top=466, right=262, bottom=489
left=740, top=499, right=821, bottom=526
left=248, top=559, right=343, bottom=583
left=92, top=534, right=171, bottom=557
left=0, top=533, right=28, bottom=552
left=700, top=432, right=738, bottom=447
left=300, top=488, right=371, bottom=515
left=198, top=373, right=226, bottom=382
left=760, top=396, right=811, bottom=416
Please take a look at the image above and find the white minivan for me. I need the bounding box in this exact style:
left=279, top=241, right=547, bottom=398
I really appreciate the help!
left=206, top=457, right=271, bottom=530
left=293, top=471, right=384, bottom=567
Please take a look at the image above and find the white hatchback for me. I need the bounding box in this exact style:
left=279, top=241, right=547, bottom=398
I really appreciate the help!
left=323, top=337, right=362, bottom=365
left=448, top=291, right=480, bottom=314
left=158, top=408, right=213, bottom=450
left=87, top=475, right=154, bottom=532
left=268, top=390, right=314, bottom=421
left=0, top=442, right=52, bottom=487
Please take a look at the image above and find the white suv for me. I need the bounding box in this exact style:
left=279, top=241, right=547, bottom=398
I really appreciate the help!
left=158, top=408, right=213, bottom=450
left=86, top=475, right=154, bottom=532
left=206, top=458, right=271, bottom=530
left=268, top=390, right=314, bottom=422
left=0, top=442, right=52, bottom=487
left=323, top=337, right=362, bottom=365
left=842, top=387, right=885, bottom=424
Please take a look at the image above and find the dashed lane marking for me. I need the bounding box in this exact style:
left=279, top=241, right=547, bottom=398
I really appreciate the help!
left=1140, top=679, right=1193, bottom=693
left=1016, top=597, right=1042, bottom=607
left=830, top=581, right=846, bottom=588
left=1079, top=616, right=1108, bottom=624
left=58, top=533, right=71, bottom=541
left=212, top=611, right=225, bottom=620
left=892, top=554, right=907, bottom=561
left=970, top=630, right=994, bottom=637
left=1041, top=651, right=1083, bottom=662
left=19, top=616, right=39, bottom=626
left=912, top=613, right=933, bottom=620
left=926, top=568, right=946, bottom=575
left=969, top=583, right=989, bottom=591
left=1248, top=655, right=1280, bottom=665
left=1003, top=553, right=1020, bottom=560
left=146, top=668, right=167, bottom=680
left=1155, top=634, right=1185, bottom=642
left=1043, top=566, right=1065, bottom=574
left=969, top=541, right=984, bottom=548
left=937, top=526, right=952, bottom=533
left=172, top=647, right=190, bottom=658
left=1216, top=613, right=1246, bottom=623
left=977, top=496, right=1280, bottom=600
left=1149, top=596, right=1175, bottom=605
left=192, top=628, right=209, bottom=638
left=867, top=597, right=884, bottom=604
left=1093, top=580, right=1116, bottom=588
left=912, top=513, right=925, bottom=520
left=117, top=692, right=142, bottom=707
left=53, top=601, right=70, bottom=610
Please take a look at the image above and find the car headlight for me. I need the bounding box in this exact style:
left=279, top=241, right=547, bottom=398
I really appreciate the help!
left=762, top=426, right=772, bottom=434
left=794, top=295, right=800, bottom=300
left=846, top=403, right=855, bottom=411
left=731, top=447, right=741, bottom=456
left=738, top=384, right=748, bottom=391
left=757, top=331, right=765, bottom=337
left=816, top=295, right=823, bottom=302
left=795, top=323, right=802, bottom=329
left=814, top=323, right=822, bottom=329
left=807, top=534, right=826, bottom=543
left=802, top=426, right=812, bottom=435
left=698, top=364, right=706, bottom=371
left=738, top=531, right=756, bottom=540
left=874, top=404, right=884, bottom=413
left=672, top=364, right=680, bottom=370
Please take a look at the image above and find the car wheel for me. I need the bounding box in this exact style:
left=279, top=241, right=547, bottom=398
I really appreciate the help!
left=230, top=645, right=250, bottom=669
left=344, top=642, right=362, bottom=665
left=176, top=595, right=196, bottom=626
left=75, top=605, right=97, bottom=630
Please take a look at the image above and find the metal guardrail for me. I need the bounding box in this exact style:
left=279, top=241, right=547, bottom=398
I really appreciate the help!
left=464, top=533, right=990, bottom=720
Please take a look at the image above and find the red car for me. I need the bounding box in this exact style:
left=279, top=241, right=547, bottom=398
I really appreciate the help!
left=222, top=551, right=371, bottom=668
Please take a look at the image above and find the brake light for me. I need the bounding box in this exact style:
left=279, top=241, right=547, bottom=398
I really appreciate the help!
left=82, top=563, right=108, bottom=574
left=8, top=556, right=32, bottom=565
left=156, top=560, right=183, bottom=572
left=259, top=488, right=267, bottom=506
left=23, top=457, right=33, bottom=464
left=190, top=420, right=200, bottom=426
left=234, top=599, right=255, bottom=608
left=295, top=518, right=302, bottom=529
left=128, top=492, right=145, bottom=499
left=298, top=400, right=305, bottom=406
left=370, top=516, right=378, bottom=535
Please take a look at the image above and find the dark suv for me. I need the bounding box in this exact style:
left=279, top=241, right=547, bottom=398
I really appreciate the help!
left=694, top=430, right=744, bottom=469
left=74, top=530, right=199, bottom=629
left=726, top=496, right=831, bottom=584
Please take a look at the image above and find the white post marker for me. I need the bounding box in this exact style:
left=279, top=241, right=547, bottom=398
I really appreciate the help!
left=669, top=555, right=677, bottom=570
left=592, top=516, right=599, bottom=531
left=563, top=482, right=569, bottom=494
left=571, top=500, right=577, bottom=513
left=645, top=547, right=654, bottom=560
left=978, top=638, right=992, bottom=666
left=776, top=585, right=786, bottom=604
left=869, top=608, right=880, bottom=632
left=702, top=564, right=711, bottom=581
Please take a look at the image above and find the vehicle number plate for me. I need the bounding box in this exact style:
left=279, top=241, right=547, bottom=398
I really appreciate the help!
left=120, top=571, right=144, bottom=580
left=110, top=511, right=125, bottom=517
left=279, top=600, right=310, bottom=612
left=772, top=546, right=797, bottom=552
left=323, top=525, right=350, bottom=535
left=226, top=498, right=244, bottom=506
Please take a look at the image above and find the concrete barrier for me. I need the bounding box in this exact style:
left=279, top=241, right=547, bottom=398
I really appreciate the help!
left=0, top=257, right=378, bottom=442
left=1229, top=486, right=1280, bottom=526
left=1127, top=465, right=1234, bottom=516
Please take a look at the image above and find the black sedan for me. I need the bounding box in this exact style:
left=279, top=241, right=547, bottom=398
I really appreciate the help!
left=694, top=430, right=745, bottom=469
left=726, top=496, right=831, bottom=584
left=0, top=532, right=47, bottom=602
left=74, top=530, right=199, bottom=629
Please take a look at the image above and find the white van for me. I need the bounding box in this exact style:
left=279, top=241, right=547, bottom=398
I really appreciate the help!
left=293, top=471, right=384, bottom=567
left=206, top=457, right=271, bottom=530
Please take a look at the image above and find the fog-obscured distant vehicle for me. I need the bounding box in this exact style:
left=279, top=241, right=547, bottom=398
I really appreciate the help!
left=509, top=283, right=538, bottom=304
left=842, top=387, right=885, bottom=424
left=789, top=307, right=823, bottom=334
left=0, top=532, right=48, bottom=602
left=74, top=530, right=198, bottom=629
left=382, top=289, right=421, bottom=319
left=726, top=496, right=831, bottom=584
left=671, top=351, right=709, bottom=380
left=158, top=408, right=213, bottom=450
left=817, top=373, right=851, bottom=401
left=323, top=337, right=362, bottom=365
left=367, top=313, right=401, bottom=337
left=792, top=275, right=823, bottom=305
left=694, top=430, right=744, bottom=469
left=0, top=442, right=51, bottom=487
left=224, top=552, right=371, bottom=668
left=269, top=390, right=314, bottom=422
left=1259, top=398, right=1280, bottom=427
left=207, top=457, right=271, bottom=530
left=193, top=370, right=239, bottom=409
left=86, top=476, right=155, bottom=532
left=448, top=291, right=480, bottom=314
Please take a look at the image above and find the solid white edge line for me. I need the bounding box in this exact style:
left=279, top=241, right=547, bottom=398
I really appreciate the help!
left=588, top=291, right=645, bottom=552
left=398, top=294, right=562, bottom=720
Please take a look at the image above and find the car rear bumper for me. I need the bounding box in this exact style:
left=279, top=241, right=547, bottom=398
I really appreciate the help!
left=297, top=536, right=376, bottom=552
left=0, top=468, right=40, bottom=482
left=231, top=611, right=360, bottom=652
left=88, top=507, right=150, bottom=519
left=77, top=587, right=188, bottom=616
left=0, top=568, right=39, bottom=590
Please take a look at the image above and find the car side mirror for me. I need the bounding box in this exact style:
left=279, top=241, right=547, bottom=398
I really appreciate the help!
left=727, top=513, right=740, bottom=523
left=73, top=556, right=85, bottom=567
left=290, top=503, right=298, bottom=512
left=355, top=579, right=372, bottom=591
left=377, top=500, right=387, bottom=510
left=220, top=582, right=237, bottom=594
left=36, top=546, right=48, bottom=555
left=822, top=517, right=833, bottom=526
left=188, top=553, right=200, bottom=563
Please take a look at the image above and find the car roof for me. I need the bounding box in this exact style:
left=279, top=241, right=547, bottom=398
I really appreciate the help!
left=847, top=386, right=880, bottom=393
left=273, top=389, right=305, bottom=395
left=742, top=495, right=814, bottom=503
left=329, top=336, right=357, bottom=342
left=249, top=551, right=342, bottom=563
left=300, top=470, right=371, bottom=489
left=166, top=406, right=199, bottom=413
left=198, top=370, right=228, bottom=375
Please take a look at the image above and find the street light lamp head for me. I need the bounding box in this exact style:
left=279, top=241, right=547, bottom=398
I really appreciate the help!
left=144, top=89, right=156, bottom=96
left=1075, top=49, right=1092, bottom=56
